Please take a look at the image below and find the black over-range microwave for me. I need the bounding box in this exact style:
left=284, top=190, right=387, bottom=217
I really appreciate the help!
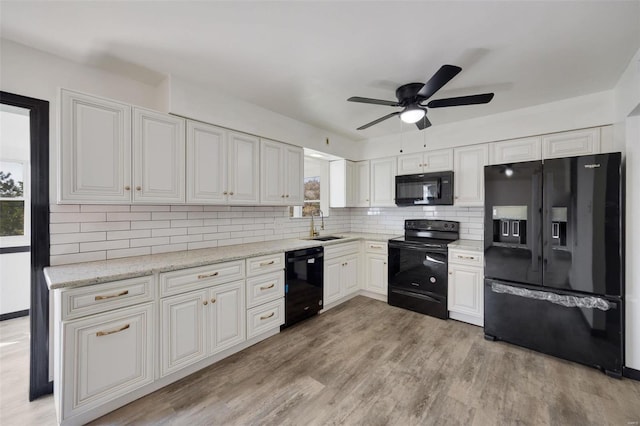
left=395, top=171, right=454, bottom=206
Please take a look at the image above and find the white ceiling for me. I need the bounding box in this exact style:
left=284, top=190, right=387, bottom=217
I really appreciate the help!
left=1, top=1, right=639, bottom=141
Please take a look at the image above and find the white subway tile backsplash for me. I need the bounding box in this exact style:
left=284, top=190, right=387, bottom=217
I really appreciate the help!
left=130, top=237, right=171, bottom=248
left=107, top=247, right=151, bottom=259
left=152, top=212, right=188, bottom=220
left=50, top=212, right=106, bottom=223
left=50, top=251, right=106, bottom=266
left=81, top=221, right=130, bottom=232
left=130, top=205, right=171, bottom=212
left=80, top=205, right=130, bottom=212
left=131, top=220, right=171, bottom=230
left=107, top=212, right=151, bottom=221
left=152, top=243, right=188, bottom=254
left=80, top=240, right=129, bottom=252
left=106, top=229, right=152, bottom=240
left=170, top=205, right=204, bottom=212
left=49, top=204, right=80, bottom=213
left=152, top=228, right=187, bottom=237
left=50, top=243, right=79, bottom=255
left=170, top=219, right=203, bottom=228
left=50, top=231, right=105, bottom=244
left=188, top=240, right=218, bottom=250
left=50, top=223, right=80, bottom=234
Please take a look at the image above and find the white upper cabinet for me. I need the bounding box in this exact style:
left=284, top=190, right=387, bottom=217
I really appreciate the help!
left=542, top=127, right=601, bottom=159
left=397, top=148, right=453, bottom=175
left=370, top=157, right=396, bottom=207
left=228, top=132, right=260, bottom=204
left=355, top=161, right=371, bottom=207
left=186, top=120, right=227, bottom=204
left=60, top=89, right=132, bottom=203
left=329, top=159, right=356, bottom=208
left=259, top=139, right=303, bottom=205
left=489, top=136, right=542, bottom=165
left=133, top=107, right=186, bottom=204
left=454, top=144, right=488, bottom=207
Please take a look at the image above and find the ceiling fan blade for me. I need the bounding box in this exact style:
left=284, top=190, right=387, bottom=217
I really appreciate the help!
left=427, top=93, right=495, bottom=108
left=357, top=111, right=401, bottom=130
left=348, top=96, right=400, bottom=107
left=415, top=115, right=432, bottom=130
left=416, top=65, right=462, bottom=100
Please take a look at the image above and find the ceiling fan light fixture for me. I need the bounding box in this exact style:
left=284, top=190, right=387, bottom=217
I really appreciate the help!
left=400, top=107, right=425, bottom=124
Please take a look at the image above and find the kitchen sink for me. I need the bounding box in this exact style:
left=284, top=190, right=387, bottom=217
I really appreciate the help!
left=311, top=236, right=344, bottom=241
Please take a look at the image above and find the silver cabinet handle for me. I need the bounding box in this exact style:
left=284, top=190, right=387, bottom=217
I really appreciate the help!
left=96, top=324, right=130, bottom=337
left=259, top=260, right=275, bottom=266
left=260, top=312, right=275, bottom=320
left=369, top=244, right=383, bottom=249
left=259, top=283, right=275, bottom=290
left=95, top=290, right=129, bottom=301
left=457, top=255, right=476, bottom=260
left=197, top=272, right=219, bottom=279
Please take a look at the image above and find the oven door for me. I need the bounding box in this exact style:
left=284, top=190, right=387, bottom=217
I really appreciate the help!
left=388, top=242, right=448, bottom=319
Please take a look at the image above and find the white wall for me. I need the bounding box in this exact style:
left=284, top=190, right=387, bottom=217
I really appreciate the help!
left=0, top=252, right=30, bottom=315
left=360, top=91, right=615, bottom=160
left=169, top=75, right=361, bottom=160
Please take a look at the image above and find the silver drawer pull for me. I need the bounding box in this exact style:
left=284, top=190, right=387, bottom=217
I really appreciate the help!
left=259, top=260, right=276, bottom=266
left=259, top=283, right=275, bottom=290
left=457, top=255, right=476, bottom=260
left=96, top=324, right=130, bottom=337
left=95, top=290, right=129, bottom=301
left=369, top=244, right=383, bottom=249
left=197, top=272, right=219, bottom=279
left=260, top=312, right=275, bottom=320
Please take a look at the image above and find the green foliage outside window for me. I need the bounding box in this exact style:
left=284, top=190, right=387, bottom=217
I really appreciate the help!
left=0, top=170, right=25, bottom=237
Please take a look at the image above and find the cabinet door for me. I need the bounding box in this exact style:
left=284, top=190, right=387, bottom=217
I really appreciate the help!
left=454, top=145, right=488, bottom=206
left=424, top=148, right=454, bottom=172
left=490, top=137, right=542, bottom=165
left=186, top=121, right=228, bottom=204
left=397, top=153, right=424, bottom=175
left=62, top=304, right=154, bottom=418
left=133, top=108, right=185, bottom=203
left=160, top=290, right=208, bottom=377
left=60, top=89, right=132, bottom=203
left=285, top=145, right=305, bottom=205
left=542, top=128, right=601, bottom=159
left=346, top=160, right=357, bottom=207
left=342, top=254, right=360, bottom=295
left=209, top=281, right=246, bottom=354
left=260, top=139, right=285, bottom=204
left=229, top=132, right=260, bottom=204
left=324, top=258, right=343, bottom=305
left=365, top=254, right=388, bottom=295
left=355, top=161, right=370, bottom=207
left=448, top=265, right=483, bottom=319
left=370, top=157, right=397, bottom=207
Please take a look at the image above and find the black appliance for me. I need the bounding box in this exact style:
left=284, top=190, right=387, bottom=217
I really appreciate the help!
left=484, top=153, right=623, bottom=377
left=388, top=219, right=459, bottom=318
left=283, top=246, right=324, bottom=328
left=395, top=171, right=454, bottom=206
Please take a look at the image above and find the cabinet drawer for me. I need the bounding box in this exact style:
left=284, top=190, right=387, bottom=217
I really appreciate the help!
left=449, top=249, right=483, bottom=267
left=61, top=275, right=154, bottom=321
left=246, top=253, right=284, bottom=277
left=159, top=260, right=245, bottom=297
left=324, top=241, right=359, bottom=259
left=246, top=271, right=284, bottom=308
left=364, top=240, right=388, bottom=254
left=246, top=298, right=284, bottom=339
left=62, top=303, right=154, bottom=419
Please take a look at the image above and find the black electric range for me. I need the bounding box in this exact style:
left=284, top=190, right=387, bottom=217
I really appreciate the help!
left=388, top=219, right=459, bottom=319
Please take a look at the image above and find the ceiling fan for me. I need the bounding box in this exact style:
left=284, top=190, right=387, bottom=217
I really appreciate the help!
left=348, top=65, right=494, bottom=130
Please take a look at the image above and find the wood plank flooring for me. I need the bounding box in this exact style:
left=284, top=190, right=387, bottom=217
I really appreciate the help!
left=2, top=296, right=640, bottom=425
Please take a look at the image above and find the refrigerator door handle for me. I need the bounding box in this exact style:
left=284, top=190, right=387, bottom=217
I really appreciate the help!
left=490, top=282, right=615, bottom=311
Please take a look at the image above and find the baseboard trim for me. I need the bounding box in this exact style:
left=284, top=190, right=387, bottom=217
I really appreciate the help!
left=0, top=309, right=29, bottom=321
left=623, top=366, right=640, bottom=381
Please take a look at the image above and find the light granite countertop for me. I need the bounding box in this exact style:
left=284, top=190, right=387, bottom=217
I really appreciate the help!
left=448, top=239, right=484, bottom=252
left=44, top=232, right=400, bottom=290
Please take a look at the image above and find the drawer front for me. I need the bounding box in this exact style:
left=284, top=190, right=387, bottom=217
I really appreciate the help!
left=61, top=275, right=154, bottom=320
left=246, top=298, right=284, bottom=339
left=324, top=241, right=359, bottom=259
left=159, top=260, right=245, bottom=297
left=246, top=253, right=284, bottom=277
left=449, top=249, right=484, bottom=267
left=246, top=270, right=284, bottom=308
left=364, top=240, right=388, bottom=255
left=63, top=303, right=154, bottom=418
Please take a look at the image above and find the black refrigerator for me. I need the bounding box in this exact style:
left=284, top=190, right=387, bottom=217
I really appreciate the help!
left=483, top=152, right=623, bottom=377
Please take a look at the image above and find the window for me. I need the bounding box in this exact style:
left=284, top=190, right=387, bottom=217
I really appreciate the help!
left=302, top=176, right=320, bottom=217
left=0, top=160, right=29, bottom=242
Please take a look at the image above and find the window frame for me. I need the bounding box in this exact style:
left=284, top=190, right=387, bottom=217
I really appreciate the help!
left=0, top=158, right=30, bottom=247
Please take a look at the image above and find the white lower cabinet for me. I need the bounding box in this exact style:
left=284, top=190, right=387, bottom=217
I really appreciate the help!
left=247, top=298, right=285, bottom=339
left=363, top=241, right=388, bottom=296
left=61, top=303, right=154, bottom=421
left=160, top=280, right=245, bottom=377
left=448, top=248, right=484, bottom=326
left=324, top=243, right=360, bottom=306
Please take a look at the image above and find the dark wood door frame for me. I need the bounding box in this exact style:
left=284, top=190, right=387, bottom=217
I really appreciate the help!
left=0, top=91, right=52, bottom=400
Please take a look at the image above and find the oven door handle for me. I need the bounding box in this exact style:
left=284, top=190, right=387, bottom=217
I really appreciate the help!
left=388, top=244, right=447, bottom=254
left=391, top=289, right=442, bottom=304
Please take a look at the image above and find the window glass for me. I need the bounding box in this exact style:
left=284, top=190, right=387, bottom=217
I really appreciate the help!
left=0, top=161, right=26, bottom=237
left=303, top=176, right=320, bottom=217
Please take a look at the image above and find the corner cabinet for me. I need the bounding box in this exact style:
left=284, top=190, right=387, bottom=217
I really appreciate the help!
left=59, top=89, right=132, bottom=203
left=370, top=157, right=397, bottom=207
left=260, top=139, right=304, bottom=205
left=453, top=145, right=488, bottom=207
left=448, top=248, right=484, bottom=326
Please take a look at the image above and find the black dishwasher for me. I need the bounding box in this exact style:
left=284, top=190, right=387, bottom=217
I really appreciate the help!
left=283, top=246, right=324, bottom=328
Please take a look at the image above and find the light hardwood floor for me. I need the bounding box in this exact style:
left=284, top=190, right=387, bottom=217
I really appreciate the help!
left=3, top=296, right=640, bottom=425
